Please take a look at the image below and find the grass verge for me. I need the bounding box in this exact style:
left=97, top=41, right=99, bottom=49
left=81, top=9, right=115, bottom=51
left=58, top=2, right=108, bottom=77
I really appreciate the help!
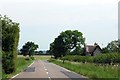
left=49, top=59, right=119, bottom=79
left=4, top=56, right=33, bottom=78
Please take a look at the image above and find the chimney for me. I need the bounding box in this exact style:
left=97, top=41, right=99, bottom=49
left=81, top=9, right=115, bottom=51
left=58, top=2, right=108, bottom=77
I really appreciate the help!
left=94, top=42, right=98, bottom=46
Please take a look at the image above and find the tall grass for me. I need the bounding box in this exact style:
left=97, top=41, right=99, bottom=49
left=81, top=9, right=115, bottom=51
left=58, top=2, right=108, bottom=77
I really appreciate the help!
left=50, top=59, right=119, bottom=79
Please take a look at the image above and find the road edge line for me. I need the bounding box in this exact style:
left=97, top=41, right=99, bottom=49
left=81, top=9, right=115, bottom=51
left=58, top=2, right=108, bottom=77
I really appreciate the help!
left=10, top=74, right=19, bottom=79
left=10, top=61, right=34, bottom=79
left=28, top=61, right=34, bottom=67
left=50, top=63, right=71, bottom=72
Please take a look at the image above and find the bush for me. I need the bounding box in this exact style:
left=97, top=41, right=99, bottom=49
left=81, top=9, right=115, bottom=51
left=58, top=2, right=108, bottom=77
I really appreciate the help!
left=2, top=72, right=7, bottom=80
left=2, top=51, right=15, bottom=74
left=2, top=51, right=18, bottom=74
left=93, top=53, right=120, bottom=64
left=62, top=53, right=120, bottom=64
left=25, top=57, right=30, bottom=60
left=30, top=56, right=35, bottom=60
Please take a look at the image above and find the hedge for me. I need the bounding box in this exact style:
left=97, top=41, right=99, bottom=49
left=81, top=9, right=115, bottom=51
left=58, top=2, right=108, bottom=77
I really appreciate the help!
left=62, top=53, right=120, bottom=64
left=1, top=15, right=19, bottom=74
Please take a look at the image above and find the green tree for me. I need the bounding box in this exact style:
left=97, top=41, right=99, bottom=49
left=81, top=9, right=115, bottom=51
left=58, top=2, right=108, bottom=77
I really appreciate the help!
left=102, top=40, right=119, bottom=53
left=20, top=41, right=38, bottom=57
left=107, top=40, right=119, bottom=53
left=39, top=51, right=43, bottom=54
left=118, top=39, right=120, bottom=52
left=102, top=47, right=109, bottom=53
left=70, top=46, right=84, bottom=55
left=50, top=35, right=67, bottom=59
left=1, top=15, right=19, bottom=74
left=50, top=30, right=85, bottom=59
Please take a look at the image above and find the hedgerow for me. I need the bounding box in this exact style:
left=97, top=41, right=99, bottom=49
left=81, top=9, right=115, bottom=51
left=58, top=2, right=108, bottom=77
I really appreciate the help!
left=1, top=15, right=19, bottom=74
left=62, top=53, right=120, bottom=64
left=93, top=53, right=120, bottom=64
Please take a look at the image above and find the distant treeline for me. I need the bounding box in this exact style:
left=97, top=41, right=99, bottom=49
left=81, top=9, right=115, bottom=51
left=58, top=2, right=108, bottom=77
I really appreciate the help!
left=18, top=50, right=51, bottom=55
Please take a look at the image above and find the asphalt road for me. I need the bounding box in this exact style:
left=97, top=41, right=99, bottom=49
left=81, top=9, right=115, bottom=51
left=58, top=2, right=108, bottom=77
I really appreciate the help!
left=11, top=60, right=87, bottom=80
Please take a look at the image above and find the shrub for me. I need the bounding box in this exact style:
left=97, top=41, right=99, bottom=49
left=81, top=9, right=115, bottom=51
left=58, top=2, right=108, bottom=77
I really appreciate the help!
left=25, top=57, right=30, bottom=60
left=62, top=53, right=120, bottom=64
left=30, top=56, right=35, bottom=60
left=93, top=53, right=120, bottom=64
left=2, top=72, right=7, bottom=80
left=2, top=51, right=15, bottom=74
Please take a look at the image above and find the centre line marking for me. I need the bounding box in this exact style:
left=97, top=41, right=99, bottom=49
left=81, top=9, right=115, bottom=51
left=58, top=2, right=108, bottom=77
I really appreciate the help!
left=48, top=77, right=51, bottom=80
left=46, top=72, right=48, bottom=74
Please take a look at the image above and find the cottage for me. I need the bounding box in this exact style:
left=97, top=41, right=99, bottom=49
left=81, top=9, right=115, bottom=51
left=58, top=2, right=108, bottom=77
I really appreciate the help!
left=84, top=43, right=102, bottom=56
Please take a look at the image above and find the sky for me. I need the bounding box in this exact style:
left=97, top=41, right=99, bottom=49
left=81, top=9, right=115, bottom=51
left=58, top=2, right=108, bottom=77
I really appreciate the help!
left=0, top=0, right=119, bottom=50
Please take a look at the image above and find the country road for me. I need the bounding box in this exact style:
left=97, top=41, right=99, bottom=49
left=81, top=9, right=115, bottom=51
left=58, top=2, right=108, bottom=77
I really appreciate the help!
left=11, top=60, right=87, bottom=80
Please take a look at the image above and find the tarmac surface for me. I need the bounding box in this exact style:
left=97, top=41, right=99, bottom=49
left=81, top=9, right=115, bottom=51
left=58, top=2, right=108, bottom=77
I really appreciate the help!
left=11, top=60, right=87, bottom=80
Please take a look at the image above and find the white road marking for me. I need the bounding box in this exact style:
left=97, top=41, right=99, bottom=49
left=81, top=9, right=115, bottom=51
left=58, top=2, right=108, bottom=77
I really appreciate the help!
left=48, top=77, right=51, bottom=80
left=10, top=61, right=34, bottom=79
left=48, top=77, right=51, bottom=78
left=41, top=60, right=52, bottom=79
left=11, top=73, right=19, bottom=79
left=46, top=72, right=48, bottom=74
left=51, top=63, right=71, bottom=72
left=50, top=62, right=87, bottom=78
left=28, top=61, right=34, bottom=67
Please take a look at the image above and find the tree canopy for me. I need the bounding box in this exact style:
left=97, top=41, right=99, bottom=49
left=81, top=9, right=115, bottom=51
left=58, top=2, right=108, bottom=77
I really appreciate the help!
left=50, top=30, right=85, bottom=59
left=102, top=40, right=120, bottom=53
left=20, top=41, right=38, bottom=57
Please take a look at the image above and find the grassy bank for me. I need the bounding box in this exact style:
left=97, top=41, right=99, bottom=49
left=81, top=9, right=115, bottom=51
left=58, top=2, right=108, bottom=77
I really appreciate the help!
left=49, top=59, right=119, bottom=79
left=3, top=56, right=33, bottom=78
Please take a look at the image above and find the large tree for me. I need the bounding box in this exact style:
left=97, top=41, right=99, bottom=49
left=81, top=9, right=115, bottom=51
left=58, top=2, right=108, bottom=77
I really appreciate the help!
left=20, top=41, right=38, bottom=57
left=50, top=30, right=85, bottom=59
left=102, top=40, right=119, bottom=53
left=50, top=35, right=67, bottom=59
left=107, top=40, right=119, bottom=52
